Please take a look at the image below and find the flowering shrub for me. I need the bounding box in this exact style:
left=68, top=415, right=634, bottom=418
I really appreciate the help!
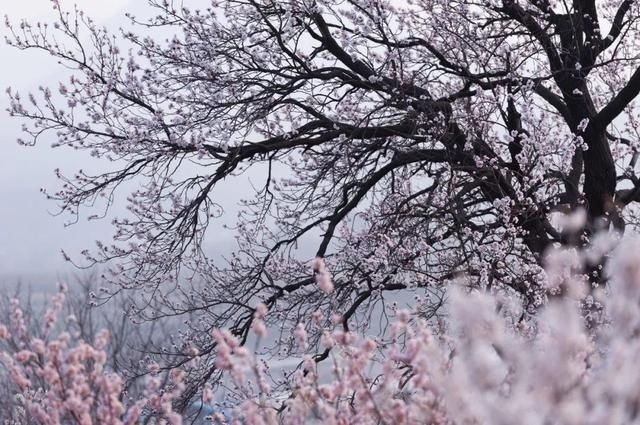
left=0, top=287, right=184, bottom=425
left=207, top=238, right=640, bottom=424
left=4, top=236, right=640, bottom=424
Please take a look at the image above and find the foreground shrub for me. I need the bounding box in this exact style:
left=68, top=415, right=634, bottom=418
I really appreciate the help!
left=209, top=240, right=640, bottom=425
left=3, top=237, right=640, bottom=424
left=0, top=287, right=183, bottom=425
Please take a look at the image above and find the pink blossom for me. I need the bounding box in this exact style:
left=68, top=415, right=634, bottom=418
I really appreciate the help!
left=294, top=323, right=308, bottom=349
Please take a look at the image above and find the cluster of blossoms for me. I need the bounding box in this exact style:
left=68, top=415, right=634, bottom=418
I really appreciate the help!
left=0, top=287, right=183, bottom=425
left=4, top=234, right=640, bottom=424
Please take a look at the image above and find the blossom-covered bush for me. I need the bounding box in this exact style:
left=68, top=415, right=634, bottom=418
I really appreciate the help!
left=4, top=235, right=640, bottom=424
left=0, top=287, right=184, bottom=425
left=198, top=238, right=640, bottom=425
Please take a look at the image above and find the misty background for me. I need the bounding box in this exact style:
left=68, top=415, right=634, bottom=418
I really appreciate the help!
left=0, top=0, right=249, bottom=290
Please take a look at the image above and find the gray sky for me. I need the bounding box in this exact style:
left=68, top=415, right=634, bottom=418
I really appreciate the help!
left=0, top=0, right=147, bottom=286
left=1, top=0, right=257, bottom=289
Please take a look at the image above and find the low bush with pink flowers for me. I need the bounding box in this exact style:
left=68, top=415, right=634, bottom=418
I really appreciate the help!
left=0, top=287, right=184, bottom=425
left=3, top=236, right=640, bottom=424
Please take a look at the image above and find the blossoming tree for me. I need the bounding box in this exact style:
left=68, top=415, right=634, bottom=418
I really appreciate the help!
left=6, top=0, right=640, bottom=407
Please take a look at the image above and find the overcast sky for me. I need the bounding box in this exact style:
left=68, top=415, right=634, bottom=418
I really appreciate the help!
left=1, top=0, right=261, bottom=290
left=0, top=0, right=154, bottom=286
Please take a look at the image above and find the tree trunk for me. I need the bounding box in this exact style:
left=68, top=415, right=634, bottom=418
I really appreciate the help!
left=582, top=127, right=616, bottom=219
